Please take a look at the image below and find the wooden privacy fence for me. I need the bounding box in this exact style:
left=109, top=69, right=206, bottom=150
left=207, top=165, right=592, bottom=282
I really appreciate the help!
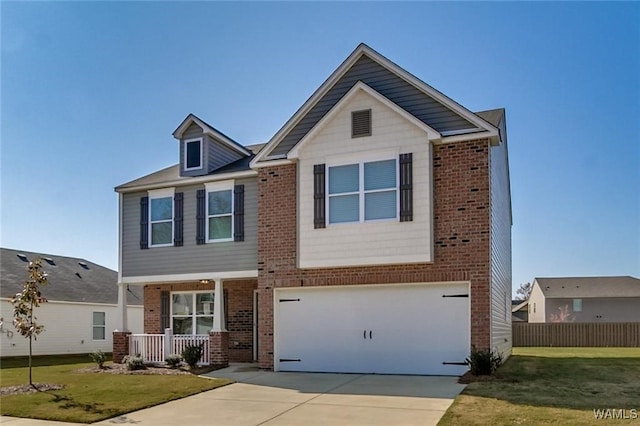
left=513, top=322, right=640, bottom=347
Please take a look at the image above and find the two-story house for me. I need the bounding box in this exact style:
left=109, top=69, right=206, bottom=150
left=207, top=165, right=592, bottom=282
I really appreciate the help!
left=113, top=43, right=512, bottom=376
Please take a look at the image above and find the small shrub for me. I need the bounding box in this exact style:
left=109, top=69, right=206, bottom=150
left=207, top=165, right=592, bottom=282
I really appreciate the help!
left=89, top=350, right=107, bottom=369
left=122, top=355, right=146, bottom=371
left=181, top=344, right=203, bottom=368
left=165, top=354, right=182, bottom=368
left=466, top=346, right=503, bottom=375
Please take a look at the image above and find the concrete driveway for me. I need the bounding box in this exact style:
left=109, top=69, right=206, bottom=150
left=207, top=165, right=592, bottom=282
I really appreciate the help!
left=1, top=364, right=465, bottom=426
left=98, top=364, right=465, bottom=426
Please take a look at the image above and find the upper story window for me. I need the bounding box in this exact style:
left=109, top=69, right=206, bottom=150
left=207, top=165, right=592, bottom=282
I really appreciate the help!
left=184, top=138, right=203, bottom=171
left=149, top=188, right=174, bottom=247
left=328, top=158, right=397, bottom=224
left=205, top=181, right=233, bottom=242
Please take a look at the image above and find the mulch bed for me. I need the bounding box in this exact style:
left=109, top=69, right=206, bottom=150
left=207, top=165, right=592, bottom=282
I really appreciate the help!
left=1, top=383, right=64, bottom=396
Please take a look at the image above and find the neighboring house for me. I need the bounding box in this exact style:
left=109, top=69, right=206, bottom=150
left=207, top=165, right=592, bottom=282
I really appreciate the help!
left=528, top=276, right=640, bottom=323
left=0, top=248, right=143, bottom=357
left=512, top=300, right=529, bottom=322
left=114, top=43, right=512, bottom=376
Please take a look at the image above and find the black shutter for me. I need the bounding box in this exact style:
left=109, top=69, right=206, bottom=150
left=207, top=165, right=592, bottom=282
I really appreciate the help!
left=234, top=184, right=245, bottom=242
left=174, top=192, right=184, bottom=247
left=196, top=189, right=206, bottom=244
left=160, top=291, right=170, bottom=331
left=140, top=196, right=149, bottom=249
left=399, top=153, right=413, bottom=222
left=314, top=164, right=326, bottom=229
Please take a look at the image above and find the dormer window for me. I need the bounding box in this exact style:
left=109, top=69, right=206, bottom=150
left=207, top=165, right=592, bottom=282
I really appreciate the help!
left=184, top=138, right=203, bottom=171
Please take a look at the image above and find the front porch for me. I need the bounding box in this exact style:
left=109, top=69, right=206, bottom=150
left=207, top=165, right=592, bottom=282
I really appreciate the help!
left=113, top=277, right=257, bottom=367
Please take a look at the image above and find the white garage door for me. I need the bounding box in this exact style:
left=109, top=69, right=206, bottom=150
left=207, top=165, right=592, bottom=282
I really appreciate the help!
left=274, top=282, right=470, bottom=376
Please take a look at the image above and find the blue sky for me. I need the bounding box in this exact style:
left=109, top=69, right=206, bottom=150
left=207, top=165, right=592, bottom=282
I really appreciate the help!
left=2, top=2, right=638, bottom=292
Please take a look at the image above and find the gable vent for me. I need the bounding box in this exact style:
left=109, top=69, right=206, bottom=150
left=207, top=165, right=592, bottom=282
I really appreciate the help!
left=352, top=109, right=372, bottom=138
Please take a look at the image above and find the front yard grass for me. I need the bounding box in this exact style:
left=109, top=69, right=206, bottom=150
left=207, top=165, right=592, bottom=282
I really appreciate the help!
left=0, top=355, right=231, bottom=423
left=439, top=347, right=640, bottom=425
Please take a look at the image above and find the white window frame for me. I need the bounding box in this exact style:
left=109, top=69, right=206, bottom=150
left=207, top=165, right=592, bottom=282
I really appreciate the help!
left=184, top=137, right=204, bottom=171
left=170, top=290, right=215, bottom=335
left=204, top=181, right=234, bottom=243
left=148, top=188, right=175, bottom=248
left=326, top=157, right=399, bottom=225
left=92, top=311, right=106, bottom=341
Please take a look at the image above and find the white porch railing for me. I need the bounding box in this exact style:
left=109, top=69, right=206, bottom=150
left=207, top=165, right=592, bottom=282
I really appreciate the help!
left=129, top=331, right=210, bottom=365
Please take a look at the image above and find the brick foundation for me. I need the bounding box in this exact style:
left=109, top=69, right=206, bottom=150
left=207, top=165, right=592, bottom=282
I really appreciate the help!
left=209, top=332, right=230, bottom=368
left=257, top=139, right=493, bottom=370
left=112, top=331, right=131, bottom=363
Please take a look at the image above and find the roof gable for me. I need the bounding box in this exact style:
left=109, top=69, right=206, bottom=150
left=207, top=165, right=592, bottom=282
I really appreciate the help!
left=534, top=276, right=640, bottom=299
left=288, top=81, right=440, bottom=159
left=172, top=113, right=251, bottom=157
left=253, top=43, right=498, bottom=165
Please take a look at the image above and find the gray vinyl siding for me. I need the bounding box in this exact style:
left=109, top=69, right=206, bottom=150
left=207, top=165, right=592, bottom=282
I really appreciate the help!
left=270, top=54, right=477, bottom=157
left=205, top=135, right=243, bottom=172
left=490, top=117, right=512, bottom=358
left=121, top=178, right=258, bottom=277
left=545, top=298, right=640, bottom=323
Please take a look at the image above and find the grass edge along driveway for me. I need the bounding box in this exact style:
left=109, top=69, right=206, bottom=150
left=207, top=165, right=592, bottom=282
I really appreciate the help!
left=439, top=347, right=640, bottom=425
left=1, top=355, right=231, bottom=423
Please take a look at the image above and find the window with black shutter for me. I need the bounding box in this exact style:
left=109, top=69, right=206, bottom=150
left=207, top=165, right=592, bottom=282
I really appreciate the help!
left=196, top=189, right=206, bottom=244
left=313, top=164, right=326, bottom=228
left=399, top=153, right=413, bottom=222
left=233, top=184, right=245, bottom=241
left=140, top=196, right=149, bottom=249
left=174, top=192, right=184, bottom=246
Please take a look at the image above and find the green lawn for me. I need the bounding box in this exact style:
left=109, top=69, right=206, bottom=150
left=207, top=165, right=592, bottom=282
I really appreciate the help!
left=439, top=347, right=640, bottom=425
left=0, top=355, right=231, bottom=423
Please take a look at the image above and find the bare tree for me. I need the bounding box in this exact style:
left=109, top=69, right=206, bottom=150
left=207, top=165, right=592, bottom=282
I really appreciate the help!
left=515, top=282, right=532, bottom=301
left=10, top=258, right=49, bottom=388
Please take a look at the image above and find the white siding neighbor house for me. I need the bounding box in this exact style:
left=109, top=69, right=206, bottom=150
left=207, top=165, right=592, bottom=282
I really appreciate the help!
left=0, top=248, right=143, bottom=357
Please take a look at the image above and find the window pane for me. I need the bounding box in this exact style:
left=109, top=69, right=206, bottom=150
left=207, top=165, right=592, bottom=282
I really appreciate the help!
left=196, top=317, right=213, bottom=334
left=329, top=194, right=359, bottom=223
left=92, top=312, right=105, bottom=326
left=151, top=222, right=172, bottom=245
left=186, top=140, right=201, bottom=169
left=573, top=299, right=582, bottom=312
left=209, top=216, right=232, bottom=240
left=150, top=197, right=172, bottom=221
left=208, top=190, right=232, bottom=215
left=93, top=327, right=105, bottom=340
left=365, top=190, right=397, bottom=220
left=329, top=164, right=359, bottom=194
left=196, top=293, right=215, bottom=315
left=364, top=160, right=396, bottom=191
left=172, top=294, right=193, bottom=315
left=173, top=317, right=193, bottom=334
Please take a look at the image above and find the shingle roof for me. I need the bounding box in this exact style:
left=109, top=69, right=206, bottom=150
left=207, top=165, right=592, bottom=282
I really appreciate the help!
left=534, top=276, right=640, bottom=298
left=475, top=108, right=505, bottom=127
left=115, top=144, right=265, bottom=192
left=0, top=248, right=142, bottom=305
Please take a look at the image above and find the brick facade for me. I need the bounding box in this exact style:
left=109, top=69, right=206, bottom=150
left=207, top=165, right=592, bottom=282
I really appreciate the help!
left=112, top=331, right=131, bottom=363
left=209, top=331, right=230, bottom=368
left=257, top=139, right=492, bottom=369
left=143, top=279, right=256, bottom=363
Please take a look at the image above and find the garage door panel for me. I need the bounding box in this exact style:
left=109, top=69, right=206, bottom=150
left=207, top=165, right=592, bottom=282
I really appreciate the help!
left=274, top=283, right=470, bottom=375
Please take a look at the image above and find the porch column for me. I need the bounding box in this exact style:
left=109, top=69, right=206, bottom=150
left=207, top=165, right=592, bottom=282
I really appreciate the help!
left=209, top=278, right=229, bottom=367
left=212, top=279, right=227, bottom=332
left=115, top=282, right=129, bottom=332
